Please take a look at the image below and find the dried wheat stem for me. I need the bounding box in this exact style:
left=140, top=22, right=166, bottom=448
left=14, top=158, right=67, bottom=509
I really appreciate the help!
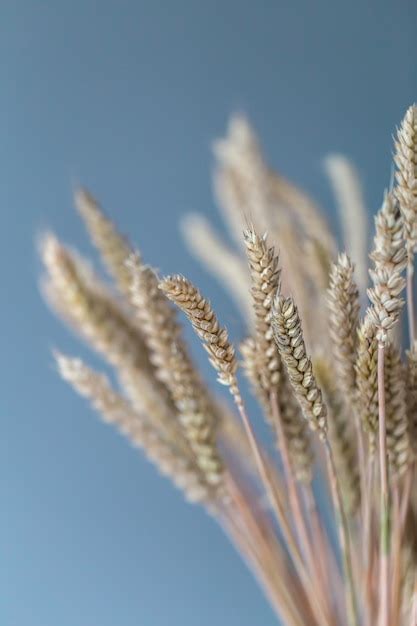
left=324, top=440, right=359, bottom=626
left=377, top=342, right=390, bottom=626
left=221, top=473, right=309, bottom=626
left=270, top=392, right=334, bottom=625
left=270, top=393, right=311, bottom=565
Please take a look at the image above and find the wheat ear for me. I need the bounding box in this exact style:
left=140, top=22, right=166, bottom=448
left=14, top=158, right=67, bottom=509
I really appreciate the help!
left=394, top=105, right=417, bottom=344
left=128, top=255, right=223, bottom=489
left=75, top=188, right=134, bottom=295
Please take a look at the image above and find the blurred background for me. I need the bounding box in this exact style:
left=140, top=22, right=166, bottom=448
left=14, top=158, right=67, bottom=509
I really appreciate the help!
left=1, top=2, right=416, bottom=625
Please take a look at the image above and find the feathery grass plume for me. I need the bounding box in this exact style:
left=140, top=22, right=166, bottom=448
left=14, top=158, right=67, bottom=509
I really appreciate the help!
left=271, top=295, right=327, bottom=438
left=159, top=275, right=238, bottom=393
left=180, top=213, right=254, bottom=326
left=366, top=191, right=407, bottom=343
left=55, top=353, right=210, bottom=503
left=240, top=338, right=313, bottom=484
left=75, top=188, right=134, bottom=295
left=384, top=343, right=409, bottom=476
left=327, top=253, right=360, bottom=400
left=406, top=342, right=417, bottom=458
left=394, top=105, right=417, bottom=255
left=314, top=358, right=360, bottom=514
left=127, top=254, right=223, bottom=487
left=355, top=318, right=378, bottom=449
left=324, top=155, right=369, bottom=297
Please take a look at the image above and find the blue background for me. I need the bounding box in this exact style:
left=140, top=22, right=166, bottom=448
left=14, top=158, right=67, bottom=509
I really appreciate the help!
left=2, top=2, right=416, bottom=625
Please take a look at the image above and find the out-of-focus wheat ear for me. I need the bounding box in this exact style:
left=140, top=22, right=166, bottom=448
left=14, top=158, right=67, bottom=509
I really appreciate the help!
left=355, top=318, right=378, bottom=452
left=74, top=188, right=133, bottom=294
left=384, top=343, right=410, bottom=477
left=180, top=213, right=254, bottom=327
left=243, top=227, right=281, bottom=391
left=271, top=294, right=327, bottom=439
left=314, top=358, right=360, bottom=515
left=159, top=275, right=238, bottom=392
left=394, top=105, right=417, bottom=256
left=366, top=191, right=407, bottom=344
left=268, top=170, right=337, bottom=262
left=213, top=114, right=272, bottom=239
left=40, top=233, right=148, bottom=369
left=55, top=353, right=211, bottom=504
left=240, top=338, right=313, bottom=484
left=40, top=233, right=184, bottom=449
left=324, top=155, right=369, bottom=298
left=406, top=342, right=417, bottom=459
left=127, top=255, right=224, bottom=489
left=327, top=253, right=360, bottom=401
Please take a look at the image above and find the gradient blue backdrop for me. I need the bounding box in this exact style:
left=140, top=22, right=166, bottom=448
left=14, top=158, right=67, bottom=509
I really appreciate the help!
left=2, top=2, right=416, bottom=625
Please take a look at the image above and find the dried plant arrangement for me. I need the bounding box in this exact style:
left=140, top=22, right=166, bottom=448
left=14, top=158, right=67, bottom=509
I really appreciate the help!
left=40, top=105, right=417, bottom=626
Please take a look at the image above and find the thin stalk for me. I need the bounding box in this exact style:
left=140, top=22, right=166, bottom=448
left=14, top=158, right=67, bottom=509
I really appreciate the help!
left=303, top=486, right=342, bottom=623
left=377, top=342, right=390, bottom=626
left=353, top=406, right=366, bottom=524
left=407, top=260, right=415, bottom=346
left=221, top=473, right=308, bottom=626
left=232, top=388, right=332, bottom=626
left=390, top=486, right=402, bottom=625
left=363, top=455, right=376, bottom=626
left=324, top=439, right=360, bottom=626
left=270, top=392, right=314, bottom=568
left=270, top=392, right=336, bottom=624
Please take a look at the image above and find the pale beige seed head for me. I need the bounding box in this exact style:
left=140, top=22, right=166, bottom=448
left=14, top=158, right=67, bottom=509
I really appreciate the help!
left=159, top=275, right=237, bottom=389
left=55, top=353, right=210, bottom=503
left=272, top=294, right=327, bottom=438
left=406, top=342, right=417, bottom=458
left=384, top=343, right=410, bottom=476
left=41, top=233, right=147, bottom=370
left=127, top=255, right=223, bottom=488
left=75, top=188, right=133, bottom=294
left=355, top=319, right=378, bottom=449
left=327, top=253, right=360, bottom=400
left=366, top=192, right=407, bottom=343
left=394, top=104, right=417, bottom=254
left=243, top=226, right=281, bottom=391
